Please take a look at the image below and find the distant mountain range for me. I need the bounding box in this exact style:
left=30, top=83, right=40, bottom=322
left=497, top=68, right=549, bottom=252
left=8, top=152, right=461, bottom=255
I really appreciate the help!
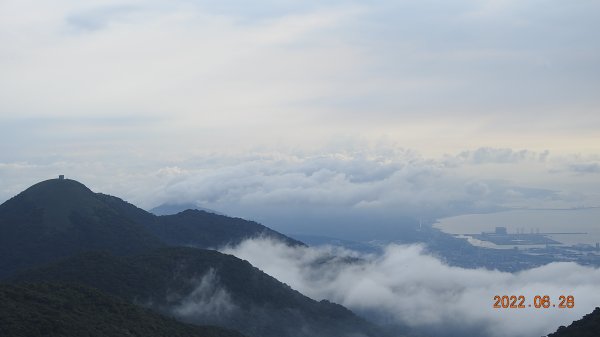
left=0, top=178, right=385, bottom=337
left=150, top=202, right=223, bottom=216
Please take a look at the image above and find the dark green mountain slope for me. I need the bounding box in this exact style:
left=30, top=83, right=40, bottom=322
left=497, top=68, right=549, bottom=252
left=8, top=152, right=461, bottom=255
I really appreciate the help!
left=13, top=247, right=387, bottom=337
left=546, top=307, right=600, bottom=337
left=0, top=282, right=245, bottom=337
left=0, top=179, right=163, bottom=278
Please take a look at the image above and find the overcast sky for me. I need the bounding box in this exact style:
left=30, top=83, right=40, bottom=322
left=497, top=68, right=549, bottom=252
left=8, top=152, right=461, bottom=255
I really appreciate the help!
left=1, top=0, right=599, bottom=231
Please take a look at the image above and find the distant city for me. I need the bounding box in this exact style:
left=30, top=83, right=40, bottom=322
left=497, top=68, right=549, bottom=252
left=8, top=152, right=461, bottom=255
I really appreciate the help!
left=446, top=226, right=600, bottom=271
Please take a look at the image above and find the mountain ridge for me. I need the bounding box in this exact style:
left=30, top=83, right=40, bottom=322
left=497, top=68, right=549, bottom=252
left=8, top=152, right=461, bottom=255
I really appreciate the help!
left=0, top=178, right=301, bottom=278
left=150, top=202, right=224, bottom=216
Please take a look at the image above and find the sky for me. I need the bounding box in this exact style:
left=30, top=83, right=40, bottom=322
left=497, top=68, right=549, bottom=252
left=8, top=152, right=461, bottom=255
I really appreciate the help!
left=1, top=0, right=600, bottom=234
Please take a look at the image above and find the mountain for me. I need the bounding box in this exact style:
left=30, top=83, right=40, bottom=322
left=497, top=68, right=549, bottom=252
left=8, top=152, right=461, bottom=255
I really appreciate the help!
left=0, top=282, right=245, bottom=337
left=150, top=202, right=223, bottom=216
left=96, top=193, right=303, bottom=248
left=12, top=247, right=388, bottom=337
left=149, top=209, right=304, bottom=248
left=546, top=307, right=600, bottom=337
left=0, top=178, right=301, bottom=278
left=0, top=178, right=163, bottom=278
left=1, top=178, right=382, bottom=337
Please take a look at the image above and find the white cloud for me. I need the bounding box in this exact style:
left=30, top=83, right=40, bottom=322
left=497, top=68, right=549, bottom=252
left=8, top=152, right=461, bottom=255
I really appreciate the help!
left=223, top=237, right=600, bottom=337
left=171, top=268, right=237, bottom=320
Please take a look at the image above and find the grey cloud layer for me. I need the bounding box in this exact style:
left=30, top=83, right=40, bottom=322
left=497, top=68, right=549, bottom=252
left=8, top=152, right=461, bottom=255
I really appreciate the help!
left=447, top=148, right=549, bottom=166
left=223, top=238, right=600, bottom=337
left=146, top=149, right=598, bottom=225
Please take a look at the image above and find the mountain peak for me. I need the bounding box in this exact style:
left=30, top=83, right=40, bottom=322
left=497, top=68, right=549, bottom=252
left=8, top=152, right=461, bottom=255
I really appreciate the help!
left=19, top=177, right=94, bottom=199
left=3, top=178, right=104, bottom=227
left=0, top=178, right=163, bottom=278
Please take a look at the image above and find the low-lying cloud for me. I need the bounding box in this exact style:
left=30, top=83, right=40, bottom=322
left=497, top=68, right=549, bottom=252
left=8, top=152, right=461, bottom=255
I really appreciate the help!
left=171, top=268, right=237, bottom=321
left=222, top=238, right=600, bottom=337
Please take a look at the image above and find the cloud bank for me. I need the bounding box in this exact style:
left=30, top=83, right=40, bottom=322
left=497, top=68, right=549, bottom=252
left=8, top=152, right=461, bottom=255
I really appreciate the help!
left=223, top=238, right=600, bottom=337
left=1, top=147, right=599, bottom=239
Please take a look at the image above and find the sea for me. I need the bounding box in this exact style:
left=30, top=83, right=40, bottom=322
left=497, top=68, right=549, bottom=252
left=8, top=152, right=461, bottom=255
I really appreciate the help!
left=434, top=208, right=600, bottom=249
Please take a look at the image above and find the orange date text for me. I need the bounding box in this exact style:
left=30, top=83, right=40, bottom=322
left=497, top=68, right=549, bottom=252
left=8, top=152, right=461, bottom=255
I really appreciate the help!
left=492, top=295, right=574, bottom=309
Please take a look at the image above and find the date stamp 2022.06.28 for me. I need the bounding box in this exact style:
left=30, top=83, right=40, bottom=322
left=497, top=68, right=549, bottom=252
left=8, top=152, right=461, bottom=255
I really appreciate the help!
left=493, top=295, right=574, bottom=309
